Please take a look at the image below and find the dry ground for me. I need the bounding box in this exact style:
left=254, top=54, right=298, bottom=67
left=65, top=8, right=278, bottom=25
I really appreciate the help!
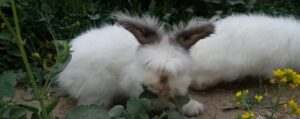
left=15, top=79, right=300, bottom=119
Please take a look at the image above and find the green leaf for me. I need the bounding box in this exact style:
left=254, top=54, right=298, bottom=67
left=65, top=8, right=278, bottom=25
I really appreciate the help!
left=0, top=0, right=9, bottom=7
left=0, top=104, right=27, bottom=119
left=0, top=71, right=18, bottom=97
left=6, top=47, right=21, bottom=57
left=46, top=97, right=59, bottom=114
left=166, top=110, right=188, bottom=119
left=53, top=40, right=71, bottom=63
left=0, top=32, right=13, bottom=41
left=53, top=40, right=72, bottom=73
left=245, top=0, right=257, bottom=10
left=226, top=0, right=245, bottom=5
left=169, top=95, right=190, bottom=108
left=64, top=105, right=110, bottom=119
left=0, top=105, right=10, bottom=118
left=17, top=104, right=40, bottom=118
left=126, top=98, right=152, bottom=114
left=152, top=111, right=168, bottom=119
left=203, top=0, right=223, bottom=4
left=9, top=107, right=27, bottom=119
left=139, top=85, right=158, bottom=99
left=109, top=105, right=124, bottom=118
left=126, top=98, right=152, bottom=119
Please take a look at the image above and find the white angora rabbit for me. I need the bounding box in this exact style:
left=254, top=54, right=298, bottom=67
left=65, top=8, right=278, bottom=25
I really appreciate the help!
left=57, top=13, right=214, bottom=116
left=191, top=14, right=300, bottom=90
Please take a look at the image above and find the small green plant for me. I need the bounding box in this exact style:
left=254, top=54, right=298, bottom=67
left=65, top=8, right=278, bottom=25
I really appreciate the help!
left=0, top=0, right=71, bottom=118
left=64, top=86, right=190, bottom=119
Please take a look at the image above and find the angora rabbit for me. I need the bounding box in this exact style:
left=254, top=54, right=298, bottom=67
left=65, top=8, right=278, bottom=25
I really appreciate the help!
left=57, top=13, right=214, bottom=116
left=191, top=14, right=300, bottom=90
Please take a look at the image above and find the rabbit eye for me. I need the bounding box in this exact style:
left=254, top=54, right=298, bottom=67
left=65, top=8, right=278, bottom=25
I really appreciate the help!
left=159, top=75, right=168, bottom=83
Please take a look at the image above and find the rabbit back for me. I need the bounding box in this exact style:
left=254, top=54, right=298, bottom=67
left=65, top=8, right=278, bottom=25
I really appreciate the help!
left=57, top=25, right=139, bottom=106
left=191, top=14, right=300, bottom=90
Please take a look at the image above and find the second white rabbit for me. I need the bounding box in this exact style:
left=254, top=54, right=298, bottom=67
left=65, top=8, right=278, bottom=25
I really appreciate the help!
left=191, top=14, right=300, bottom=90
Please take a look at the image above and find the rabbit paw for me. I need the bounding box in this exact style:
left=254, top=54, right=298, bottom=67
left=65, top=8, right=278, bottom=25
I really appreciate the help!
left=180, top=99, right=204, bottom=116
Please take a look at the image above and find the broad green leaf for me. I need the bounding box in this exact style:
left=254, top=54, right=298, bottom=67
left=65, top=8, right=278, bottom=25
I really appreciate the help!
left=0, top=71, right=18, bottom=97
left=0, top=104, right=27, bottom=119
left=109, top=105, right=124, bottom=118
left=0, top=105, right=10, bottom=118
left=166, top=110, right=188, bottom=119
left=126, top=98, right=152, bottom=119
left=64, top=105, right=110, bottom=119
left=126, top=98, right=152, bottom=114
left=169, top=95, right=190, bottom=108
left=9, top=107, right=27, bottom=119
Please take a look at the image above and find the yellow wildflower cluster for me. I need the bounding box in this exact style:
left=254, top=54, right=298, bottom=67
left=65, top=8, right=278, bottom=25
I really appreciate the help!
left=241, top=112, right=255, bottom=119
left=235, top=90, right=249, bottom=104
left=287, top=99, right=300, bottom=115
left=254, top=95, right=263, bottom=102
left=271, top=68, right=300, bottom=88
left=236, top=90, right=249, bottom=98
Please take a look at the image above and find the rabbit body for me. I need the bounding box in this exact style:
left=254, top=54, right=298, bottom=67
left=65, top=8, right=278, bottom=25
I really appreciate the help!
left=57, top=13, right=215, bottom=116
left=191, top=14, right=300, bottom=90
left=57, top=25, right=143, bottom=106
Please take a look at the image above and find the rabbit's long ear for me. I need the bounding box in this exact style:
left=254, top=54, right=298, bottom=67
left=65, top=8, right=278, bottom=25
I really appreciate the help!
left=174, top=20, right=215, bottom=49
left=114, top=13, right=161, bottom=45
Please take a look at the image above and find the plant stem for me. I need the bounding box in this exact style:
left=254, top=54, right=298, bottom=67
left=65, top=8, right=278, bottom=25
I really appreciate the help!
left=270, top=83, right=283, bottom=118
left=0, top=1, right=49, bottom=118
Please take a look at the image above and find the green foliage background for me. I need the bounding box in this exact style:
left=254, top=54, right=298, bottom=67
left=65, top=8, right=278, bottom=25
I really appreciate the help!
left=1, top=0, right=300, bottom=83
left=1, top=0, right=300, bottom=118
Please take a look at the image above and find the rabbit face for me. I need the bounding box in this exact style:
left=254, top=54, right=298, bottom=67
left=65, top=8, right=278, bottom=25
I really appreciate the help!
left=135, top=36, right=193, bottom=97
left=115, top=13, right=215, bottom=97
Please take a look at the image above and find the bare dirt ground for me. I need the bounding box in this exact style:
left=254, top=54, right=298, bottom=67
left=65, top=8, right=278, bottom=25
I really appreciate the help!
left=15, top=79, right=300, bottom=119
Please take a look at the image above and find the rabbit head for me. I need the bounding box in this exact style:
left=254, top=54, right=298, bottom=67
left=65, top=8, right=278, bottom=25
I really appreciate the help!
left=115, top=13, right=214, bottom=97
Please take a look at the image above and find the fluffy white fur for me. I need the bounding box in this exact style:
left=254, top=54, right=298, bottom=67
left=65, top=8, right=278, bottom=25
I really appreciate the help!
left=58, top=26, right=140, bottom=106
left=57, top=14, right=209, bottom=116
left=191, top=14, right=300, bottom=90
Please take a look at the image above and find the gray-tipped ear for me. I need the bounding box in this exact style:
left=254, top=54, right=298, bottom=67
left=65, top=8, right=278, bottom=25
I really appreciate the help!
left=174, top=21, right=215, bottom=49
left=113, top=12, right=161, bottom=45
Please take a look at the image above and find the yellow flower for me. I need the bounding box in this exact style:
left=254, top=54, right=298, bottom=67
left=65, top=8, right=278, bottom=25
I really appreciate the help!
left=289, top=84, right=297, bottom=89
left=269, top=78, right=276, bottom=84
left=293, top=77, right=300, bottom=85
left=241, top=112, right=255, bottom=119
left=296, top=108, right=300, bottom=115
left=235, top=91, right=242, bottom=98
left=284, top=68, right=295, bottom=75
left=280, top=77, right=288, bottom=83
left=289, top=99, right=299, bottom=110
left=255, top=95, right=263, bottom=102
left=273, top=69, right=285, bottom=78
